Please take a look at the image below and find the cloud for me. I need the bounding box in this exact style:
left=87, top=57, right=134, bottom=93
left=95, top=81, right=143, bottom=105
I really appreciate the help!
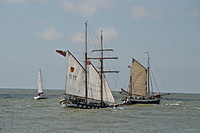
left=131, top=6, right=151, bottom=18
left=3, top=0, right=52, bottom=3
left=70, top=32, right=84, bottom=43
left=70, top=26, right=118, bottom=44
left=95, top=27, right=119, bottom=42
left=61, top=0, right=111, bottom=17
left=131, top=5, right=164, bottom=19
left=34, top=27, right=63, bottom=41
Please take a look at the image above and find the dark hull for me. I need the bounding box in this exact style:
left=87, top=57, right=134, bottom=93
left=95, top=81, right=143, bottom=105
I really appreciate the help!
left=68, top=103, right=100, bottom=109
left=58, top=98, right=115, bottom=109
left=37, top=97, right=48, bottom=99
left=124, top=98, right=160, bottom=105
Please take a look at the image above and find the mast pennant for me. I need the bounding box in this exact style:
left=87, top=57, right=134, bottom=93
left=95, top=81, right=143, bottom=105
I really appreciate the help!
left=56, top=50, right=67, bottom=57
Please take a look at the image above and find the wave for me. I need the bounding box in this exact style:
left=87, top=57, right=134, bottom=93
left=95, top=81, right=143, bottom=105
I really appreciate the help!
left=194, top=107, right=200, bottom=110
left=165, top=101, right=182, bottom=106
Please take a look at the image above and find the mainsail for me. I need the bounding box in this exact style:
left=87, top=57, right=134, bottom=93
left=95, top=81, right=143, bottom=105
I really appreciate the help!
left=88, top=64, right=115, bottom=103
left=65, top=51, right=85, bottom=97
left=37, top=69, right=43, bottom=94
left=130, top=58, right=147, bottom=96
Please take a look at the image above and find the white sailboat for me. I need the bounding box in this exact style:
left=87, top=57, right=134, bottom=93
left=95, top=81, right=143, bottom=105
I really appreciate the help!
left=34, top=69, right=47, bottom=99
left=58, top=23, right=119, bottom=109
left=120, top=52, right=169, bottom=104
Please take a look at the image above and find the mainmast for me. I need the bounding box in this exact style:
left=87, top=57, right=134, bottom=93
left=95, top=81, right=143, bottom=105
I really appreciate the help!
left=145, top=52, right=151, bottom=99
left=85, top=22, right=88, bottom=103
left=129, top=63, right=132, bottom=96
left=89, top=31, right=118, bottom=106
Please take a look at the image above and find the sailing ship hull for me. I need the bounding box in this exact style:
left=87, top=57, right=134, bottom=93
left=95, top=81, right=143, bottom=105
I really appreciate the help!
left=58, top=98, right=118, bottom=109
left=58, top=98, right=101, bottom=109
left=123, top=98, right=160, bottom=104
left=59, top=101, right=100, bottom=109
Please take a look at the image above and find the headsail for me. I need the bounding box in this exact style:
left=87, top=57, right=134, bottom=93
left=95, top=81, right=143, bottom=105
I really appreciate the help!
left=37, top=69, right=43, bottom=94
left=88, top=64, right=101, bottom=101
left=65, top=51, right=85, bottom=97
left=130, top=58, right=147, bottom=96
left=103, top=75, right=115, bottom=103
left=88, top=64, right=115, bottom=103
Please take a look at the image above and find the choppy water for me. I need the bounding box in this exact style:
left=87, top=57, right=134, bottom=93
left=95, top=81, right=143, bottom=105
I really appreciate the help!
left=0, top=88, right=200, bottom=133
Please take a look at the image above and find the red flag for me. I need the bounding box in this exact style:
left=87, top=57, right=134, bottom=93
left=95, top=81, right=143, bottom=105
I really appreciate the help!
left=56, top=50, right=67, bottom=57
left=86, top=61, right=91, bottom=65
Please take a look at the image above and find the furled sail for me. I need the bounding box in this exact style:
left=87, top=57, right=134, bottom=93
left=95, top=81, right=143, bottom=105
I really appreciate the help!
left=131, top=58, right=147, bottom=96
left=65, top=51, right=85, bottom=97
left=88, top=64, right=115, bottom=103
left=37, top=69, right=43, bottom=94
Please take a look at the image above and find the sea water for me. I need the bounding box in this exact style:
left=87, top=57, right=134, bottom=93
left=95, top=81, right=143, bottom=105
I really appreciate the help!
left=0, top=89, right=199, bottom=133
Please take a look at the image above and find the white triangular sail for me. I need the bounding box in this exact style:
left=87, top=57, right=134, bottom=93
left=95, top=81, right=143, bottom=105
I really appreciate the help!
left=88, top=64, right=115, bottom=103
left=65, top=51, right=85, bottom=97
left=131, top=58, right=147, bottom=96
left=103, top=75, right=115, bottom=103
left=88, top=64, right=101, bottom=101
left=37, top=69, right=43, bottom=94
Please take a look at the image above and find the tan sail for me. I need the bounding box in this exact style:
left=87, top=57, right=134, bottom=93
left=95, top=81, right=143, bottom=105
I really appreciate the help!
left=130, top=58, right=147, bottom=96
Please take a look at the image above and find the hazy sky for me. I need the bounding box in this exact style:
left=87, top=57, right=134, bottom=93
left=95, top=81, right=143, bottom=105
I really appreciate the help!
left=0, top=0, right=200, bottom=93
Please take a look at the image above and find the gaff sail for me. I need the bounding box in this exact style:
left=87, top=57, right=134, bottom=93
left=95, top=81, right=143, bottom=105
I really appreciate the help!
left=130, top=58, right=147, bottom=96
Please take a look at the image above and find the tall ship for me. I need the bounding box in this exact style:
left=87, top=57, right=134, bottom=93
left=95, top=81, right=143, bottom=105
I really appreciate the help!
left=120, top=52, right=170, bottom=104
left=58, top=23, right=119, bottom=109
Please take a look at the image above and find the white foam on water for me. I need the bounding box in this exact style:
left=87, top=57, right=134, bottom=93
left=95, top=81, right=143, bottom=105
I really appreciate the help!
left=194, top=107, right=200, bottom=110
left=170, top=101, right=182, bottom=106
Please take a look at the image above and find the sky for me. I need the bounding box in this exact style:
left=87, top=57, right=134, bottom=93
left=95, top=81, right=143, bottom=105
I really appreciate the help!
left=0, top=0, right=200, bottom=94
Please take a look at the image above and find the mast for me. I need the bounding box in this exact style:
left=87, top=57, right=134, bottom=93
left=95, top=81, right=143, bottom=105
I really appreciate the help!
left=145, top=52, right=151, bottom=99
left=89, top=31, right=119, bottom=106
left=85, top=22, right=88, bottom=103
left=100, top=31, right=103, bottom=106
left=129, top=64, right=132, bottom=96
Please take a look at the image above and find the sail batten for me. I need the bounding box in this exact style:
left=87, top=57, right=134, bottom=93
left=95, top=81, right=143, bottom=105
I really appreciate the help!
left=130, top=58, right=147, bottom=96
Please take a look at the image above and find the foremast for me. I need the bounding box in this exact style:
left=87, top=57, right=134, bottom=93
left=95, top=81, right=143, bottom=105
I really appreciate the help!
left=84, top=22, right=88, bottom=104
